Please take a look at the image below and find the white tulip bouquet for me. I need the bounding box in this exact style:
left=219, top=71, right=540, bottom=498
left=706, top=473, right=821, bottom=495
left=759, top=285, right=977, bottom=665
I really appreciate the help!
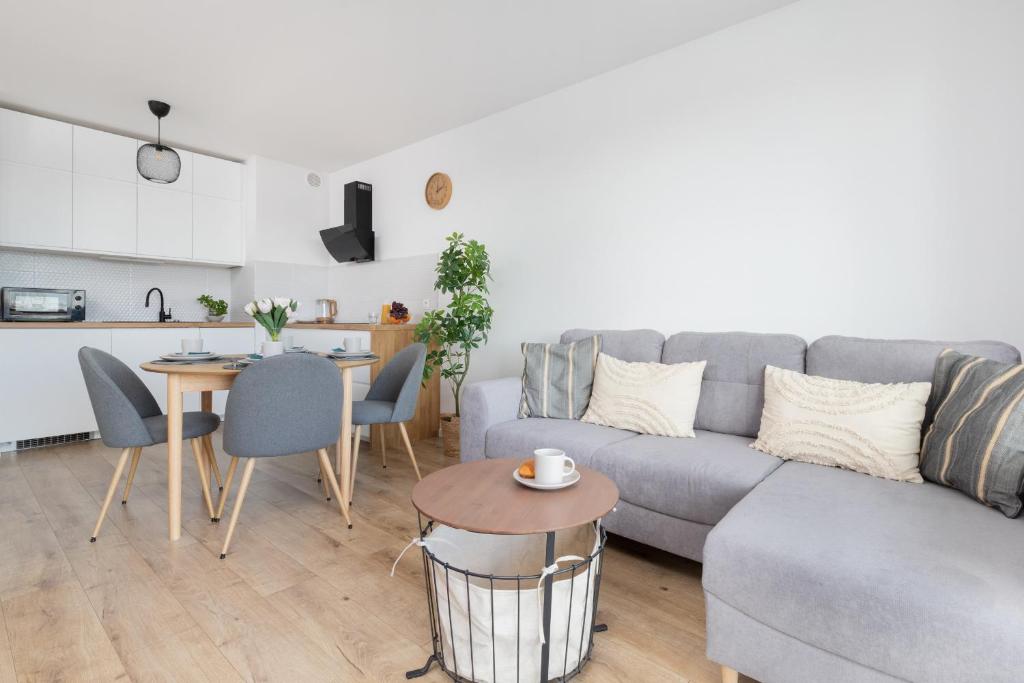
left=244, top=297, right=298, bottom=341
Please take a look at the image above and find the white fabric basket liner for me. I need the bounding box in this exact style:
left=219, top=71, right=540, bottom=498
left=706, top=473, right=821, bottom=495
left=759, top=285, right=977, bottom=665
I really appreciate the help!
left=424, top=523, right=601, bottom=683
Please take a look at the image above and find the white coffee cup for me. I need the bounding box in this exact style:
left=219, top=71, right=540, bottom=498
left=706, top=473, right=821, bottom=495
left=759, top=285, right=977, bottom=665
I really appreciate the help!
left=533, top=448, right=576, bottom=485
left=181, top=338, right=203, bottom=353
left=344, top=336, right=361, bottom=352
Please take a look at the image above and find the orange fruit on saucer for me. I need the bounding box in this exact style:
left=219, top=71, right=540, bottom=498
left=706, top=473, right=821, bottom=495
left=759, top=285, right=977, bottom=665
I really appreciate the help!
left=517, top=460, right=535, bottom=479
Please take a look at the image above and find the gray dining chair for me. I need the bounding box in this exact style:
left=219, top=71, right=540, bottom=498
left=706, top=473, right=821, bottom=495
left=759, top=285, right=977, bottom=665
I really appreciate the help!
left=78, top=347, right=221, bottom=541
left=346, top=343, right=427, bottom=504
left=217, top=352, right=352, bottom=559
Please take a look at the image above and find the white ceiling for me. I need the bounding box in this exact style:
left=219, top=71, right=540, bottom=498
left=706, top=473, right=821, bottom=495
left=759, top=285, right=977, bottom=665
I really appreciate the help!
left=0, top=0, right=796, bottom=171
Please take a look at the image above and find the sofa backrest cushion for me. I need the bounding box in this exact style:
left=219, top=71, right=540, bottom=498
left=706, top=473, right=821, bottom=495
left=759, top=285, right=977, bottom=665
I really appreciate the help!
left=560, top=328, right=664, bottom=363
left=806, top=336, right=1021, bottom=384
left=662, top=331, right=807, bottom=438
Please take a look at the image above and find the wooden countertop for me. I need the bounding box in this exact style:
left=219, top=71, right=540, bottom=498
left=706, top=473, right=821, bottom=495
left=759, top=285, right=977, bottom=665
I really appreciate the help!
left=286, top=322, right=418, bottom=332
left=0, top=321, right=255, bottom=329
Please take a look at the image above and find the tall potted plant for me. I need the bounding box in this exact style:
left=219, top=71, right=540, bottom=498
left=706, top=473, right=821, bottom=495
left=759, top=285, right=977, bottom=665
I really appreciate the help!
left=415, top=232, right=493, bottom=456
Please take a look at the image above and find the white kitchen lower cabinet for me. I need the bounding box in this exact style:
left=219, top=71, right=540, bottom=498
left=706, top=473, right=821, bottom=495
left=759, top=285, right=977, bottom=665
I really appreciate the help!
left=73, top=174, right=137, bottom=253
left=137, top=185, right=193, bottom=259
left=279, top=329, right=372, bottom=384
left=0, top=329, right=110, bottom=444
left=199, top=326, right=255, bottom=413
left=0, top=161, right=73, bottom=249
left=109, top=328, right=201, bottom=414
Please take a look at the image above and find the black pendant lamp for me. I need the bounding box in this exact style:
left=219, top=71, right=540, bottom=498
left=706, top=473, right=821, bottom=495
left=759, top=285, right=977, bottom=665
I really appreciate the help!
left=137, top=100, right=181, bottom=184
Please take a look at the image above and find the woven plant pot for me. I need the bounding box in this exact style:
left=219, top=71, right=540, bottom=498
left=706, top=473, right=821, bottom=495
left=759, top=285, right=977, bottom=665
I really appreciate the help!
left=441, top=414, right=460, bottom=458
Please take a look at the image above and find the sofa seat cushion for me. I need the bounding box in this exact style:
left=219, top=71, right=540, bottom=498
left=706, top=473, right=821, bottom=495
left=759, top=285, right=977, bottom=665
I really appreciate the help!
left=589, top=431, right=782, bottom=526
left=703, top=462, right=1024, bottom=683
left=484, top=417, right=635, bottom=468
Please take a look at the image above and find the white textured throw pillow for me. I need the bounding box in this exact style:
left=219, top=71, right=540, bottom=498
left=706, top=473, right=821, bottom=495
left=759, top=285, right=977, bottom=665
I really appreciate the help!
left=751, top=366, right=931, bottom=482
left=581, top=353, right=706, bottom=438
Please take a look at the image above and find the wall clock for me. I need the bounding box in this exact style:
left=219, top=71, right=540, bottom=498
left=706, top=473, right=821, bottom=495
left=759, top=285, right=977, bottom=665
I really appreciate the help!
left=425, top=172, right=452, bottom=210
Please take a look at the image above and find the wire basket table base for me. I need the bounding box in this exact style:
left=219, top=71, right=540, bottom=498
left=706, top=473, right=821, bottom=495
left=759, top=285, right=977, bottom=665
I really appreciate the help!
left=407, top=514, right=608, bottom=683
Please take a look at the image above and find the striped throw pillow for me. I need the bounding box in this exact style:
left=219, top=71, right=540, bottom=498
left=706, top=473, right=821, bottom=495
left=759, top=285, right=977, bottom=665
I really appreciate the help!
left=920, top=350, right=1024, bottom=517
left=519, top=336, right=600, bottom=420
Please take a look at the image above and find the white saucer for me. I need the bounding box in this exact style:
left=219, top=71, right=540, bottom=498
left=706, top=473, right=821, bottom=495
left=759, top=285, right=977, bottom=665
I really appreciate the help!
left=159, top=352, right=222, bottom=362
left=512, top=468, right=581, bottom=491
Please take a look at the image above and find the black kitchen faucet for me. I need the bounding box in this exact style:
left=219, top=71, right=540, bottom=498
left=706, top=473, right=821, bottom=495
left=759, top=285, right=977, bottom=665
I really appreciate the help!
left=145, top=287, right=172, bottom=322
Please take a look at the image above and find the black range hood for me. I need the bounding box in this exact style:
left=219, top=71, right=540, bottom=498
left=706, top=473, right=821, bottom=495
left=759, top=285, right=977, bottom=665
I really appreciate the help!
left=321, top=181, right=374, bottom=263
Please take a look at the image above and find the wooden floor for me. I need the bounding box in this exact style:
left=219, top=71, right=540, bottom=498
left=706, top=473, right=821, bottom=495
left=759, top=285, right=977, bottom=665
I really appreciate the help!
left=0, top=433, right=749, bottom=682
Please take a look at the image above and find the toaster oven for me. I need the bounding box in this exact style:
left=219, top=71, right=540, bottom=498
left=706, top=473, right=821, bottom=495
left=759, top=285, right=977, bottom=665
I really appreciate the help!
left=1, top=287, right=86, bottom=322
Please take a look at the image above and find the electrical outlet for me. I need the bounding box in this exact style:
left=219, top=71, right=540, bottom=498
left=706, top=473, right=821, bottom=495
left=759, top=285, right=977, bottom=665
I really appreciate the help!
left=422, top=298, right=432, bottom=309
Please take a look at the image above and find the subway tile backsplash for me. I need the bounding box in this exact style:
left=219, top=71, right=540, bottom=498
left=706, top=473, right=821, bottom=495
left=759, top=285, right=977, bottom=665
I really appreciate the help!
left=0, top=249, right=232, bottom=322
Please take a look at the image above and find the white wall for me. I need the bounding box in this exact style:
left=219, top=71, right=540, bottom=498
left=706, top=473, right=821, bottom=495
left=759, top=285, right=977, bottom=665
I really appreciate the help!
left=330, top=0, right=1024, bottom=383
left=233, top=156, right=332, bottom=317
left=326, top=253, right=439, bottom=323
left=246, top=156, right=331, bottom=267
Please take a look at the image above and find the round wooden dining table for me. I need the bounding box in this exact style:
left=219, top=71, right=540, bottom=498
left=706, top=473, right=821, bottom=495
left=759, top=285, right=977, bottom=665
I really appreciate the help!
left=141, top=354, right=378, bottom=541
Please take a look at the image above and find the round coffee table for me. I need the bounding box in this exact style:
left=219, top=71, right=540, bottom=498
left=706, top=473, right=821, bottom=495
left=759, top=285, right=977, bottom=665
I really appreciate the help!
left=408, top=458, right=619, bottom=682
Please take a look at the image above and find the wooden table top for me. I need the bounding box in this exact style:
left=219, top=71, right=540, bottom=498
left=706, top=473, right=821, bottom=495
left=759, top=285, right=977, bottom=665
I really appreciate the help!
left=140, top=354, right=378, bottom=375
left=411, top=458, right=619, bottom=536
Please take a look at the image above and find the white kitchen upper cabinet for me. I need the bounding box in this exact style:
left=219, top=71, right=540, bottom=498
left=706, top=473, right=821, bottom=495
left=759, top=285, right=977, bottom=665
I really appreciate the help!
left=0, top=329, right=110, bottom=443
left=137, top=185, right=193, bottom=259
left=109, top=328, right=200, bottom=413
left=0, top=161, right=73, bottom=248
left=137, top=142, right=192, bottom=193
left=194, top=154, right=241, bottom=201
left=73, top=174, right=137, bottom=253
left=0, top=108, right=72, bottom=170
left=193, top=194, right=242, bottom=264
left=73, top=126, right=137, bottom=182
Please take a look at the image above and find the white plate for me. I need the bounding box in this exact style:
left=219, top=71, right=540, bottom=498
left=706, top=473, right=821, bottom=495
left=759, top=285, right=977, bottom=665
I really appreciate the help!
left=512, top=468, right=581, bottom=491
left=159, top=352, right=222, bottom=362
left=284, top=346, right=307, bottom=353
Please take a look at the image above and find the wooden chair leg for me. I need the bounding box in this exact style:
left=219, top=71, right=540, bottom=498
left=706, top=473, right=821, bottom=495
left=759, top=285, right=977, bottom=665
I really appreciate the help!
left=379, top=425, right=387, bottom=469
left=220, top=458, right=256, bottom=558
left=317, top=464, right=328, bottom=499
left=721, top=665, right=739, bottom=683
left=204, top=435, right=223, bottom=490
left=317, top=455, right=332, bottom=501
left=121, top=447, right=143, bottom=504
left=397, top=423, right=422, bottom=481
left=349, top=425, right=362, bottom=505
left=317, top=448, right=352, bottom=529
left=215, top=456, right=239, bottom=522
left=91, top=448, right=132, bottom=541
left=190, top=438, right=217, bottom=522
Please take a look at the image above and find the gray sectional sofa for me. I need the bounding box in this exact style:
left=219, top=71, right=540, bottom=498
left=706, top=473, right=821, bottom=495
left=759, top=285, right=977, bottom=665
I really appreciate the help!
left=460, top=329, right=1024, bottom=683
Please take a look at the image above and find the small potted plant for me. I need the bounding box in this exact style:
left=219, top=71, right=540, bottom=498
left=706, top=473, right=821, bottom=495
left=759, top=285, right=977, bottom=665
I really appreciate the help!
left=244, top=297, right=298, bottom=356
left=414, top=232, right=493, bottom=457
left=197, top=294, right=228, bottom=322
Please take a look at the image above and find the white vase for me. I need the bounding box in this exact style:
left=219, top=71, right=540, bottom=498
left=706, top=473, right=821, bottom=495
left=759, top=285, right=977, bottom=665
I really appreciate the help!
left=261, top=340, right=284, bottom=357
